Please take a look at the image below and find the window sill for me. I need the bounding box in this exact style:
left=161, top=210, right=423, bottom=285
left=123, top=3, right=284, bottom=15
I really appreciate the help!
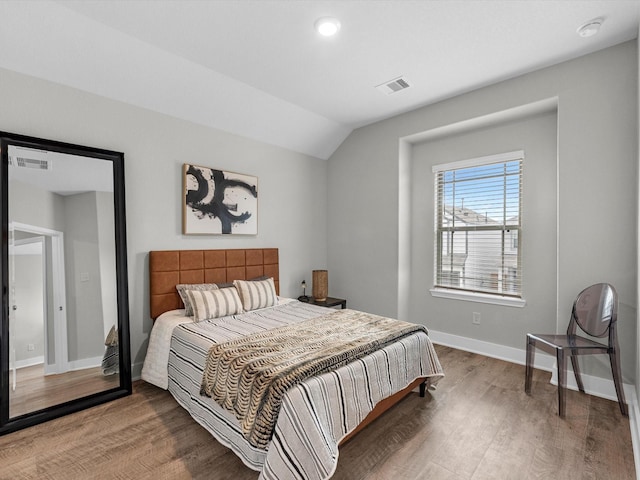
left=429, top=288, right=526, bottom=308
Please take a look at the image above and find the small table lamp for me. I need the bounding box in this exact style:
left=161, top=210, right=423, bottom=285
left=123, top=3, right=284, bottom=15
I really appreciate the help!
left=298, top=280, right=309, bottom=302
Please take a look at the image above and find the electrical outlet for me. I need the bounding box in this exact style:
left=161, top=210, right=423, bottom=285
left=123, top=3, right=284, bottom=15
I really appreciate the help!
left=27, top=343, right=35, bottom=351
left=472, top=312, right=481, bottom=325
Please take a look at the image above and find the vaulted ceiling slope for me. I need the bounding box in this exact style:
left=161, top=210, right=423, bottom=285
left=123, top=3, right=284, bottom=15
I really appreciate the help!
left=0, top=1, right=638, bottom=160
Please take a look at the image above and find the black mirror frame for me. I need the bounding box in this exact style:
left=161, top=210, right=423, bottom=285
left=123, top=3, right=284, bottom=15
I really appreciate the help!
left=0, top=132, right=131, bottom=435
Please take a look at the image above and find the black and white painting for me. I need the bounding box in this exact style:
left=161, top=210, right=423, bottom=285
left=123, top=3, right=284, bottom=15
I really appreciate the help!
left=183, top=164, right=258, bottom=235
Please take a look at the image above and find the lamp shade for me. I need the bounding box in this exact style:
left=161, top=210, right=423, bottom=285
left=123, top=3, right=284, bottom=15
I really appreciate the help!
left=312, top=270, right=328, bottom=302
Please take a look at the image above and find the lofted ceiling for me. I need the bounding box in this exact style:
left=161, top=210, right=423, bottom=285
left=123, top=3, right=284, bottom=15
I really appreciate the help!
left=0, top=1, right=638, bottom=160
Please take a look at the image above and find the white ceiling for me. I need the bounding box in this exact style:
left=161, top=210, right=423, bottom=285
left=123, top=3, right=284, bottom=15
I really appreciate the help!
left=0, top=1, right=638, bottom=160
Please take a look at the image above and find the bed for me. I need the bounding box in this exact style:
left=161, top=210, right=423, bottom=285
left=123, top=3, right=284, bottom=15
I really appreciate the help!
left=141, top=248, right=443, bottom=480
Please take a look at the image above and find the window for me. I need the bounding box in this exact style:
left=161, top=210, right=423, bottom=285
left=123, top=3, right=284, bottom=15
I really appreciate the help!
left=433, top=151, right=523, bottom=298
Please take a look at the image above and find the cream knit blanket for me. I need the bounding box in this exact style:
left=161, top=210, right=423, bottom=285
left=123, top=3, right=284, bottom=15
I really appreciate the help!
left=200, top=308, right=428, bottom=449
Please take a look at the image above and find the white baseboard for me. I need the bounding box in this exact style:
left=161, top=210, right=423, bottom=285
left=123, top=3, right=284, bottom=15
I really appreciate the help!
left=14, top=356, right=44, bottom=369
left=548, top=366, right=636, bottom=405
left=628, top=389, right=640, bottom=479
left=15, top=355, right=106, bottom=373
left=429, top=328, right=639, bottom=475
left=68, top=355, right=102, bottom=371
left=429, top=329, right=634, bottom=400
left=429, top=330, right=555, bottom=370
left=132, top=362, right=143, bottom=381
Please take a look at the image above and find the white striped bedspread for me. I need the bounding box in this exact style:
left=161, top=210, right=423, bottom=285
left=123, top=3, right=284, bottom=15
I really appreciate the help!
left=143, top=299, right=444, bottom=480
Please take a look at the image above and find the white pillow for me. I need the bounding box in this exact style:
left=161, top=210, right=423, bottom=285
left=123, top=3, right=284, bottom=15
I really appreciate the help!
left=185, top=287, right=244, bottom=322
left=176, top=283, right=219, bottom=317
left=233, top=277, right=277, bottom=311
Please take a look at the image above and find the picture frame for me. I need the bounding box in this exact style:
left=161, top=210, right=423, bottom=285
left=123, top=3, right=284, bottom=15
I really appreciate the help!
left=182, top=163, right=258, bottom=235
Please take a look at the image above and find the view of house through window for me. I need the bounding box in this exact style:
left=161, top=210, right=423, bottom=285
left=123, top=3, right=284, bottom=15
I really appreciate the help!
left=433, top=151, right=523, bottom=297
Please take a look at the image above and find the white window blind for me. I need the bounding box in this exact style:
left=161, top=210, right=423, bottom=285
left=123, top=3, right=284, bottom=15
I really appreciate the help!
left=433, top=151, right=523, bottom=298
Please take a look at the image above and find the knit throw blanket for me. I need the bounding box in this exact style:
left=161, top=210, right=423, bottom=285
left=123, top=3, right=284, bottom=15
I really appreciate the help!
left=200, top=308, right=428, bottom=449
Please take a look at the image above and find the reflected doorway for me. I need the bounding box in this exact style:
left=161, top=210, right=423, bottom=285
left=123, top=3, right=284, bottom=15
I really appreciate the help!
left=9, top=223, right=71, bottom=417
left=11, top=236, right=45, bottom=390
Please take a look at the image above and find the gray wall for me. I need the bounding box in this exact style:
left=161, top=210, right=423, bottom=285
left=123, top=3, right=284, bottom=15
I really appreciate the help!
left=328, top=41, right=638, bottom=382
left=96, top=191, right=117, bottom=339
left=637, top=25, right=640, bottom=409
left=9, top=182, right=108, bottom=364
left=10, top=182, right=63, bottom=365
left=63, top=191, right=106, bottom=361
left=13, top=251, right=44, bottom=363
left=0, top=66, right=329, bottom=376
left=9, top=180, right=65, bottom=232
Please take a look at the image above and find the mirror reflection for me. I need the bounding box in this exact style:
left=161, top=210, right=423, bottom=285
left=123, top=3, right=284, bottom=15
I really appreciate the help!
left=7, top=146, right=119, bottom=417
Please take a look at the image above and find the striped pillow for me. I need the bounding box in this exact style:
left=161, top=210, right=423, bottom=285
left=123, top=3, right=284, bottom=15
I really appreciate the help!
left=176, top=283, right=219, bottom=317
left=185, top=288, right=244, bottom=322
left=233, top=277, right=277, bottom=311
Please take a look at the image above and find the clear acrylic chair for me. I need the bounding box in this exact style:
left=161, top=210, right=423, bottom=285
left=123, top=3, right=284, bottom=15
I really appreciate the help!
left=525, top=283, right=627, bottom=417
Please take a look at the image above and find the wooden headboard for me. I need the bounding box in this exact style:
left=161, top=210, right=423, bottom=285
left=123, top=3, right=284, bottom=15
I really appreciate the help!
left=149, top=248, right=279, bottom=320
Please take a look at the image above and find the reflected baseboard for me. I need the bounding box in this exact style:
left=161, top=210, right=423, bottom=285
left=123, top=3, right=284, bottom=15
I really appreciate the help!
left=14, top=356, right=44, bottom=370
left=42, top=355, right=103, bottom=376
left=68, top=355, right=103, bottom=372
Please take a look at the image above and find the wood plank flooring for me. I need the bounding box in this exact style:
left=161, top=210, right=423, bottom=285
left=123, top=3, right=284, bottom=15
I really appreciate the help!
left=0, top=345, right=634, bottom=479
left=9, top=364, right=119, bottom=417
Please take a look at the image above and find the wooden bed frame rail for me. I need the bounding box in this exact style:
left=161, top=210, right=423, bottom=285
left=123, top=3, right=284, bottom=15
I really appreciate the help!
left=340, top=377, right=427, bottom=445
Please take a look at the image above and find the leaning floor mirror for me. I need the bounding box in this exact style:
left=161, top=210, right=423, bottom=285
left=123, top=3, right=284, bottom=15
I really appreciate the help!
left=0, top=132, right=131, bottom=435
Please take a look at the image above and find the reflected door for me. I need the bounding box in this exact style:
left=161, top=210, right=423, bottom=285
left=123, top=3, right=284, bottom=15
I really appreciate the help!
left=10, top=236, right=46, bottom=374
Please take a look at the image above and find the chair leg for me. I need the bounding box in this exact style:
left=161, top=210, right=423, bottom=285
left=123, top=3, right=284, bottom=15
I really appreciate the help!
left=557, top=349, right=567, bottom=417
left=570, top=355, right=585, bottom=393
left=525, top=335, right=534, bottom=394
left=609, top=350, right=628, bottom=416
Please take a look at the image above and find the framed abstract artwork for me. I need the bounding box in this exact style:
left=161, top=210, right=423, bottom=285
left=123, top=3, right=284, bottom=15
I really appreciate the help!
left=183, top=163, right=258, bottom=235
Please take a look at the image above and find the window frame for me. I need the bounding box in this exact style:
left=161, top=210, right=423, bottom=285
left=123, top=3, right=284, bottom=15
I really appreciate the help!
left=430, top=150, right=526, bottom=308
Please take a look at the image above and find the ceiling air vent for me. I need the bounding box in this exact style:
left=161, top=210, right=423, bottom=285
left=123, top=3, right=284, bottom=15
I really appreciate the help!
left=9, top=147, right=52, bottom=170
left=375, top=76, right=411, bottom=95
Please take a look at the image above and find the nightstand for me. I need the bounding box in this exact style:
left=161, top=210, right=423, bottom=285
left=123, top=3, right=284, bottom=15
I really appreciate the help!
left=308, top=296, right=347, bottom=309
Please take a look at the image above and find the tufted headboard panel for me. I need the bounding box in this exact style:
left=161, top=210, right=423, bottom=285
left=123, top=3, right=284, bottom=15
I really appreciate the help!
left=149, top=248, right=279, bottom=320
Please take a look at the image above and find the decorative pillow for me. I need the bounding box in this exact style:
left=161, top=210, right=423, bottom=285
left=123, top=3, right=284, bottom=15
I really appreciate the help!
left=176, top=283, right=219, bottom=317
left=185, top=287, right=244, bottom=322
left=233, top=277, right=277, bottom=311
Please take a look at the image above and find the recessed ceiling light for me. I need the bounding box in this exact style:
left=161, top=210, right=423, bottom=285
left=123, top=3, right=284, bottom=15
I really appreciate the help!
left=577, top=17, right=604, bottom=38
left=315, top=17, right=341, bottom=37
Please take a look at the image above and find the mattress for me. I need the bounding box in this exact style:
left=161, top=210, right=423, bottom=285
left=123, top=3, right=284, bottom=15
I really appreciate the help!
left=141, top=299, right=443, bottom=480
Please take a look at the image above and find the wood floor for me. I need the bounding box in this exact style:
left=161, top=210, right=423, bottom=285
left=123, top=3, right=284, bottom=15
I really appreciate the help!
left=9, top=364, right=119, bottom=417
left=0, top=345, right=635, bottom=479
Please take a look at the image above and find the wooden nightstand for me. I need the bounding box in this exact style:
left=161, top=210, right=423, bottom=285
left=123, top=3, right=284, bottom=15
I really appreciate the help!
left=307, top=296, right=347, bottom=309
